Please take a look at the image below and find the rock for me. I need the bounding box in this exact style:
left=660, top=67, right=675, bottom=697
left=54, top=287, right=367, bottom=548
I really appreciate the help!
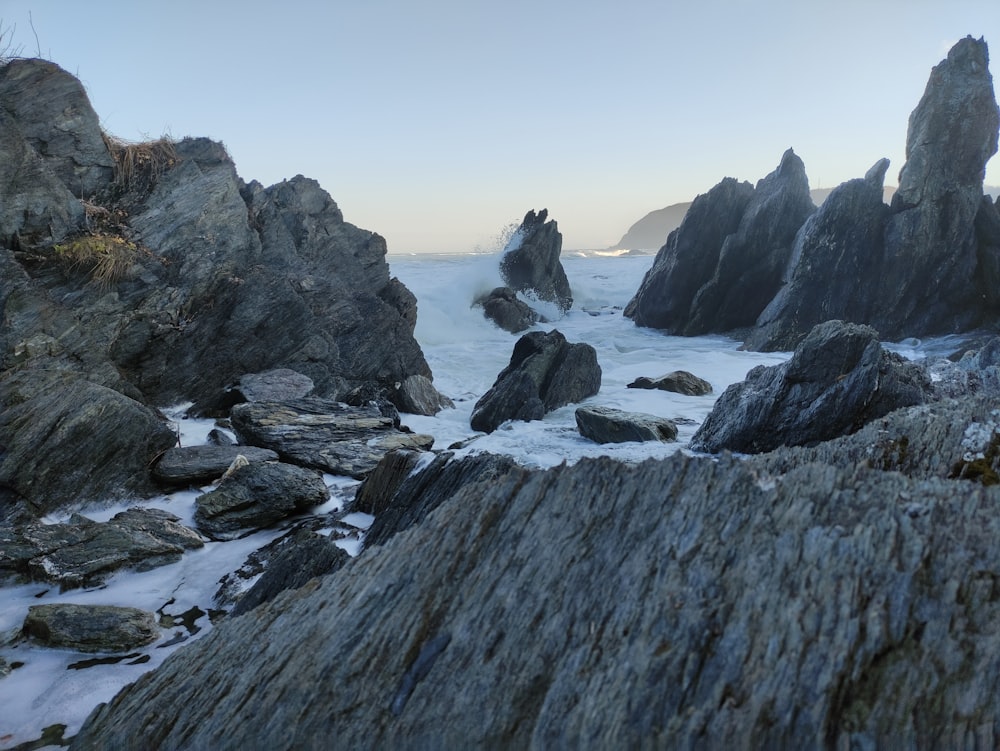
left=0, top=371, right=177, bottom=514
left=151, top=445, right=280, bottom=486
left=499, top=209, right=573, bottom=312
left=206, top=428, right=236, bottom=446
left=230, top=398, right=434, bottom=478
left=575, top=405, right=678, bottom=444
left=747, top=159, right=893, bottom=350
left=230, top=529, right=350, bottom=617
left=691, top=320, right=932, bottom=454
left=390, top=374, right=454, bottom=416
left=73, top=451, right=1000, bottom=747
left=362, top=451, right=518, bottom=549
left=627, top=370, right=712, bottom=396
left=193, top=461, right=330, bottom=540
left=354, top=449, right=428, bottom=516
left=625, top=149, right=814, bottom=334
left=0, top=59, right=114, bottom=199
left=0, top=507, right=203, bottom=589
left=192, top=368, right=315, bottom=417
left=748, top=37, right=1000, bottom=350
left=470, top=330, right=601, bottom=434
left=474, top=286, right=540, bottom=333
left=23, top=604, right=158, bottom=653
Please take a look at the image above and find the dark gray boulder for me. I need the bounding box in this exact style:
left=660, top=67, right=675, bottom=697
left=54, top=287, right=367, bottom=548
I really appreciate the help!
left=194, top=461, right=330, bottom=540
left=691, top=320, right=932, bottom=454
left=73, top=451, right=1000, bottom=748
left=390, top=374, right=454, bottom=417
left=363, top=451, right=518, bottom=549
left=625, top=149, right=814, bottom=334
left=354, top=449, right=429, bottom=516
left=230, top=529, right=350, bottom=617
left=747, top=159, right=893, bottom=351
left=151, top=445, right=280, bottom=486
left=23, top=604, right=158, bottom=653
left=191, top=368, right=315, bottom=418
left=0, top=507, right=204, bottom=589
left=575, top=405, right=678, bottom=443
left=627, top=369, right=712, bottom=395
left=470, top=329, right=601, bottom=434
left=500, top=209, right=573, bottom=312
left=230, top=398, right=434, bottom=478
left=475, top=286, right=540, bottom=333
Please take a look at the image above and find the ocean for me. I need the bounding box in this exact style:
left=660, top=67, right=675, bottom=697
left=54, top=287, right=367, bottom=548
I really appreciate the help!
left=1, top=249, right=933, bottom=745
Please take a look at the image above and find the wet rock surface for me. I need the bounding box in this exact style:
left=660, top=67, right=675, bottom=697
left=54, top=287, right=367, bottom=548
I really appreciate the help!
left=230, top=398, right=435, bottom=478
left=151, top=445, right=280, bottom=486
left=0, top=507, right=203, bottom=588
left=691, top=320, right=932, bottom=454
left=470, top=329, right=601, bottom=433
left=73, top=449, right=1000, bottom=748
left=193, top=461, right=331, bottom=540
left=389, top=374, right=454, bottom=417
left=23, top=604, right=159, bottom=653
left=627, top=369, right=712, bottom=395
left=575, top=405, right=678, bottom=444
left=500, top=209, right=573, bottom=312
left=475, top=286, right=540, bottom=333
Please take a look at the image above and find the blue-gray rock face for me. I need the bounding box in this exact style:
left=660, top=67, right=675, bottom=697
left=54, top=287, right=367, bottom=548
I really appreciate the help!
left=500, top=209, right=573, bottom=313
left=625, top=149, right=814, bottom=334
left=692, top=320, right=932, bottom=454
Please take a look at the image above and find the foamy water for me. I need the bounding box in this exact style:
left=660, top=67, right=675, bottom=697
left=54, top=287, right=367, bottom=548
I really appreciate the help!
left=4, top=249, right=955, bottom=746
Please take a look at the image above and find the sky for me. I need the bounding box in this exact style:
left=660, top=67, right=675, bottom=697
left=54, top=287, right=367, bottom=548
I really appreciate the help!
left=2, top=1, right=999, bottom=253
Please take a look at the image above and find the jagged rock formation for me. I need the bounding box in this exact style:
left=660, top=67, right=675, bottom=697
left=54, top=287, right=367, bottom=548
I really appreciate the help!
left=470, top=329, right=601, bottom=433
left=750, top=37, right=1000, bottom=350
left=74, top=447, right=1000, bottom=747
left=691, top=320, right=932, bottom=454
left=0, top=58, right=433, bottom=513
left=624, top=149, right=815, bottom=334
left=499, top=209, right=573, bottom=313
left=628, top=37, right=1000, bottom=351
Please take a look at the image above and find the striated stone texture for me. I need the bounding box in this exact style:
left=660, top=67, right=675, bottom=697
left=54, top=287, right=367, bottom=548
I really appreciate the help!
left=625, top=149, right=814, bottom=335
left=75, top=450, right=1000, bottom=747
left=24, top=604, right=158, bottom=653
left=691, top=321, right=932, bottom=454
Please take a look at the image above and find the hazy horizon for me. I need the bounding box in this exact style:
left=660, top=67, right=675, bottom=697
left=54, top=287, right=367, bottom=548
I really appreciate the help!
left=2, top=0, right=998, bottom=253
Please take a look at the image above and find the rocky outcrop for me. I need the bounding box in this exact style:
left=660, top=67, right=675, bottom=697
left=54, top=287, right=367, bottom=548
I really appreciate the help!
left=474, top=286, right=540, bottom=333
left=748, top=36, right=1000, bottom=350
left=23, top=604, right=158, bottom=653
left=362, top=450, right=518, bottom=549
left=229, top=529, right=350, bottom=617
left=691, top=320, right=932, bottom=454
left=191, top=368, right=315, bottom=418
left=0, top=507, right=203, bottom=589
left=230, top=398, right=434, bottom=478
left=627, top=369, right=712, bottom=395
left=499, top=209, right=573, bottom=312
left=74, top=449, right=1000, bottom=747
left=151, top=445, right=280, bottom=486
left=625, top=149, right=815, bottom=334
left=747, top=159, right=893, bottom=350
left=193, top=461, right=330, bottom=540
left=470, top=329, right=601, bottom=433
left=575, top=405, right=678, bottom=443
left=0, top=58, right=434, bottom=513
left=390, top=374, right=454, bottom=417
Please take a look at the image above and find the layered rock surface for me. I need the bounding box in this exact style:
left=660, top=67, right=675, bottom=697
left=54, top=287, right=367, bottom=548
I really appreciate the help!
left=75, top=448, right=1000, bottom=747
left=499, top=209, right=573, bottom=313
left=0, top=58, right=434, bottom=513
left=625, top=149, right=814, bottom=334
